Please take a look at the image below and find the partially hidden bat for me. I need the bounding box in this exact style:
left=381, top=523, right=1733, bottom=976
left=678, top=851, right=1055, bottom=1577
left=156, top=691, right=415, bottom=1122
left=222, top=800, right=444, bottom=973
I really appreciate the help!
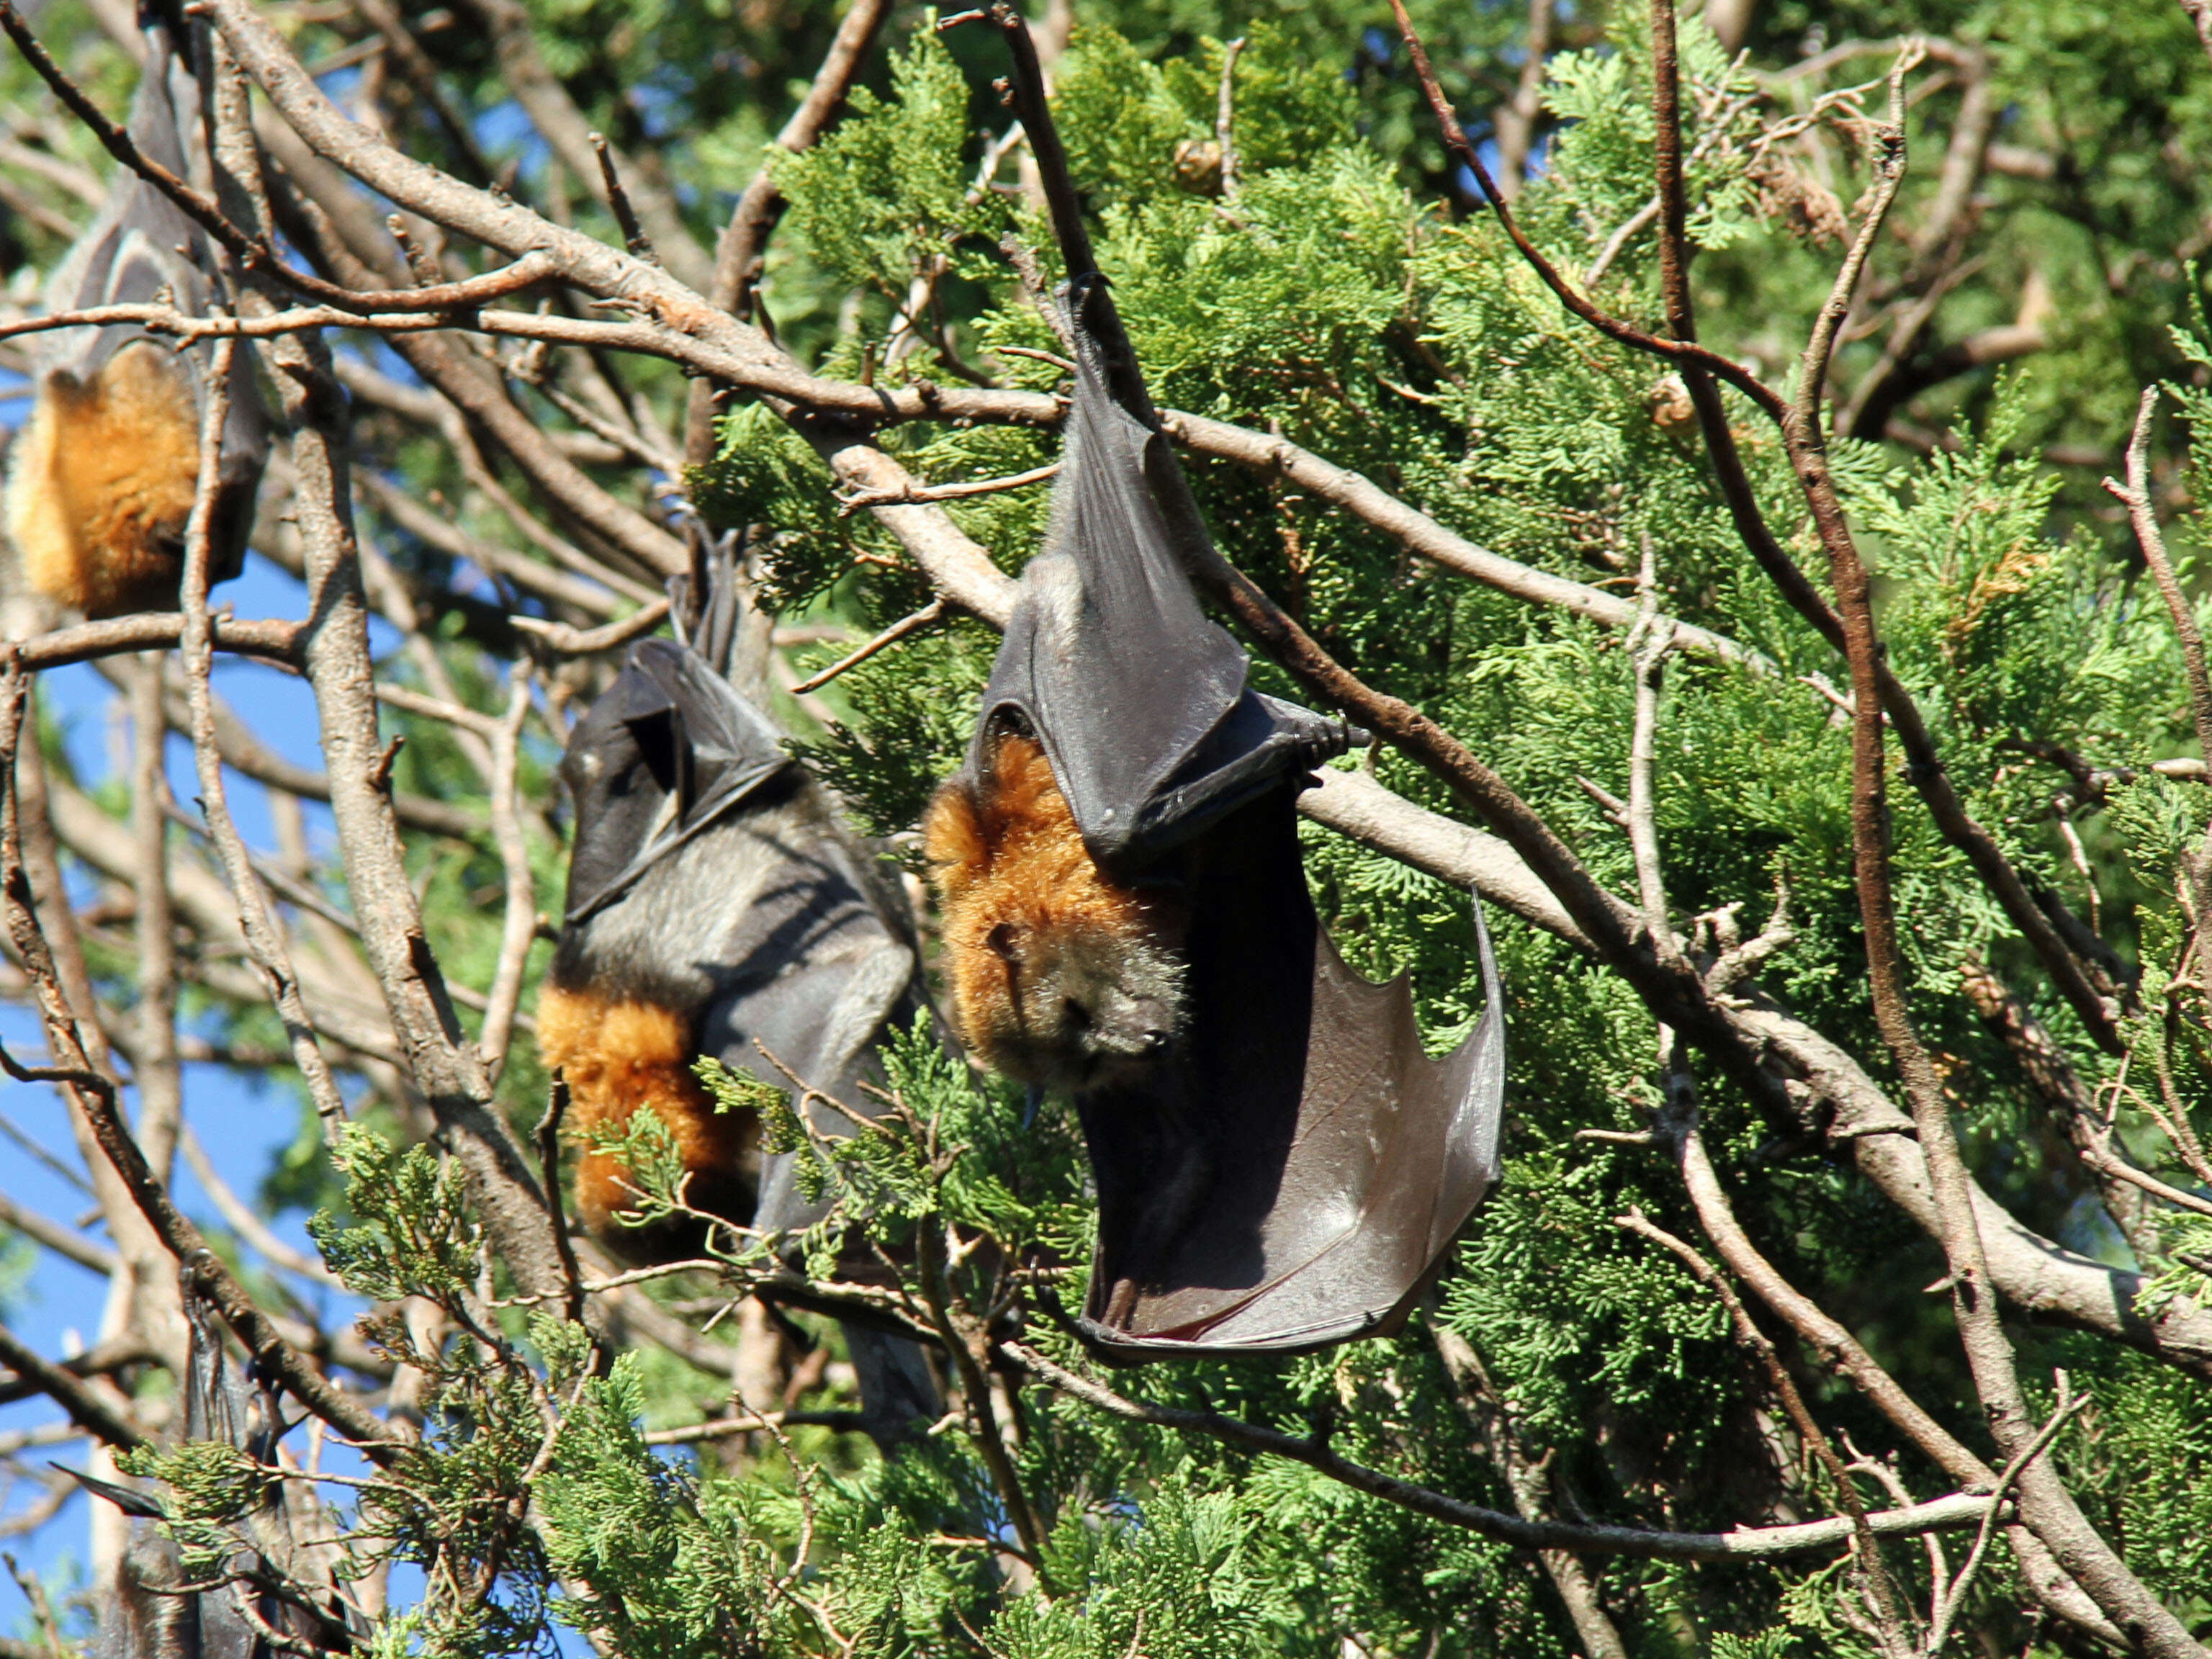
left=3, top=12, right=267, bottom=621
left=541, top=536, right=942, bottom=1443
left=540, top=534, right=929, bottom=1264
left=926, top=271, right=1506, bottom=1361
left=83, top=1262, right=362, bottom=1656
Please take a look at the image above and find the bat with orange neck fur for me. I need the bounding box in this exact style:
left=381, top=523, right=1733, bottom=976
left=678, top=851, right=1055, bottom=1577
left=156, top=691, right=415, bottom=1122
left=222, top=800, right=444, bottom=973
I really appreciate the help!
left=540, top=531, right=927, bottom=1266
left=3, top=12, right=266, bottom=620
left=925, top=259, right=1505, bottom=1359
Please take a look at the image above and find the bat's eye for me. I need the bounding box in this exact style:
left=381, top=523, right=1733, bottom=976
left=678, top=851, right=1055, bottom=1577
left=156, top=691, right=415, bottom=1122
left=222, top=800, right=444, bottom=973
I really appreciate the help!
left=986, top=922, right=1022, bottom=962
left=1061, top=997, right=1092, bottom=1034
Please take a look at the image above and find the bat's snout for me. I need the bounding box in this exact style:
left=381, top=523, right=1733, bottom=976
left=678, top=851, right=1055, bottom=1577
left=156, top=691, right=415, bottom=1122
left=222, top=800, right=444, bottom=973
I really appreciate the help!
left=1080, top=990, right=1180, bottom=1064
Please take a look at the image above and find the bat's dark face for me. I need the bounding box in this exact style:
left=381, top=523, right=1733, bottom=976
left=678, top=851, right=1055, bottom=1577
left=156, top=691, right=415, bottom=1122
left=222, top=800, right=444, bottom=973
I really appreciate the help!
left=926, top=732, right=1190, bottom=1094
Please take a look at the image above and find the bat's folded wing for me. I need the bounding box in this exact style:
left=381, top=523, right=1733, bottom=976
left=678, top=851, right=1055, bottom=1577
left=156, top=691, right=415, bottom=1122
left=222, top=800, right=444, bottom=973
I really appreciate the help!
left=1078, top=889, right=1506, bottom=1359
left=972, top=329, right=1354, bottom=872
left=559, top=636, right=793, bottom=924
left=40, top=26, right=268, bottom=459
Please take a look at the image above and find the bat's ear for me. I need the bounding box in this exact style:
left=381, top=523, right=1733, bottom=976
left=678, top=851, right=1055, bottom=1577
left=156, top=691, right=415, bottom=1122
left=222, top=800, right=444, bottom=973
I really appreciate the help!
left=622, top=703, right=688, bottom=804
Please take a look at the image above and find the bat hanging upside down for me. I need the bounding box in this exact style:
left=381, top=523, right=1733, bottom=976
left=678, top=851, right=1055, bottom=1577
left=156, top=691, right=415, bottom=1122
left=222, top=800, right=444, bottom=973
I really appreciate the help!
left=925, top=729, right=1192, bottom=1094
left=538, top=533, right=925, bottom=1264
left=919, top=243, right=1504, bottom=1358
left=1, top=14, right=266, bottom=620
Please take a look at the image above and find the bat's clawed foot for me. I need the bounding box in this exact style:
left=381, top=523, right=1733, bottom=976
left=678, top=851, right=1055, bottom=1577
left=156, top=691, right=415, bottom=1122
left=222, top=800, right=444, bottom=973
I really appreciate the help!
left=1102, top=1275, right=1143, bottom=1330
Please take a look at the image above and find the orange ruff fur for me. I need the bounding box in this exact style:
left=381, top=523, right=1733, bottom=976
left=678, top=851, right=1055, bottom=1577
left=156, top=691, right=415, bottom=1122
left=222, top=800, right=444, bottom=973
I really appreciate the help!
left=536, top=984, right=757, bottom=1242
left=925, top=732, right=1186, bottom=1085
left=4, top=343, right=199, bottom=619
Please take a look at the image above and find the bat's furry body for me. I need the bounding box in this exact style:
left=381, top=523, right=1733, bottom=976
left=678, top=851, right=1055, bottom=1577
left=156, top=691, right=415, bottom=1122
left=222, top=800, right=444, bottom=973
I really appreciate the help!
left=2, top=17, right=266, bottom=621
left=5, top=342, right=202, bottom=619
left=541, top=563, right=926, bottom=1266
left=543, top=544, right=943, bottom=1445
left=925, top=730, right=1187, bottom=1094
left=546, top=777, right=914, bottom=1259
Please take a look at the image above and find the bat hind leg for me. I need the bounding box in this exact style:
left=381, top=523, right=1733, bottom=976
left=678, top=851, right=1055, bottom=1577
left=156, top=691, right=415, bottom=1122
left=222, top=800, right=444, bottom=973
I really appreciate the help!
left=1090, top=1101, right=1214, bottom=1335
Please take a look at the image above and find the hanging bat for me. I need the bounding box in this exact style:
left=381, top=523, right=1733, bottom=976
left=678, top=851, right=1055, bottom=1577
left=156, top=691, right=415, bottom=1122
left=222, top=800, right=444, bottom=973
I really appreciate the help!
left=539, top=531, right=929, bottom=1265
left=81, top=1261, right=361, bottom=1657
left=925, top=267, right=1506, bottom=1360
left=3, top=12, right=268, bottom=621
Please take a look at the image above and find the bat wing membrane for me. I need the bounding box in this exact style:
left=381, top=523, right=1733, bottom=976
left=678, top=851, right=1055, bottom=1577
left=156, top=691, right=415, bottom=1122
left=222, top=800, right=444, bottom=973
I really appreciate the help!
left=973, top=328, right=1351, bottom=870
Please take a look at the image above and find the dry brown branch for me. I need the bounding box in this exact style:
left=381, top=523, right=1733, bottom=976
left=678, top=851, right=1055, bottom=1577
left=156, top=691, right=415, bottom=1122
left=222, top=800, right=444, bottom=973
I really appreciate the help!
left=176, top=336, right=351, bottom=1143
left=1924, top=1383, right=2092, bottom=1659
left=0, top=1321, right=143, bottom=1451
left=0, top=613, right=302, bottom=670
left=1004, top=1341, right=2002, bottom=1562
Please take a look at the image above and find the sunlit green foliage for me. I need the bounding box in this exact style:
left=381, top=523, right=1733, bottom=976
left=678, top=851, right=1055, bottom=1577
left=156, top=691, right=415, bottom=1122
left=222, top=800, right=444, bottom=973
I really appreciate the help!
left=64, top=0, right=2212, bottom=1649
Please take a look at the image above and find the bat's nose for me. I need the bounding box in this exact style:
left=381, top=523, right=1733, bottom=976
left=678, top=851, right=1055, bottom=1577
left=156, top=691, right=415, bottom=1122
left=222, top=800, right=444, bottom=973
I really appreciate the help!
left=1128, top=998, right=1177, bottom=1053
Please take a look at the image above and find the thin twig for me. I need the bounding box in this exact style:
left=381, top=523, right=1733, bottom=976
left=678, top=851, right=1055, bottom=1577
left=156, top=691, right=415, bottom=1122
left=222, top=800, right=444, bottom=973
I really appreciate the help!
left=835, top=462, right=1060, bottom=517
left=510, top=599, right=670, bottom=655
left=2105, top=387, right=2212, bottom=768
left=536, top=1077, right=589, bottom=1329
left=1002, top=1341, right=2000, bottom=1561
left=178, top=1124, right=346, bottom=1288
left=588, top=132, right=655, bottom=261
left=1215, top=37, right=1246, bottom=204
left=477, top=673, right=538, bottom=1075
left=1624, top=536, right=1682, bottom=971
left=788, top=601, right=949, bottom=694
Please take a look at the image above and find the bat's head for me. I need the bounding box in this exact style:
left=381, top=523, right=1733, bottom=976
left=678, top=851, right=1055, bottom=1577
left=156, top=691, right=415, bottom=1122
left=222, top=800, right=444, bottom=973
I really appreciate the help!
left=926, top=730, right=1190, bottom=1094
